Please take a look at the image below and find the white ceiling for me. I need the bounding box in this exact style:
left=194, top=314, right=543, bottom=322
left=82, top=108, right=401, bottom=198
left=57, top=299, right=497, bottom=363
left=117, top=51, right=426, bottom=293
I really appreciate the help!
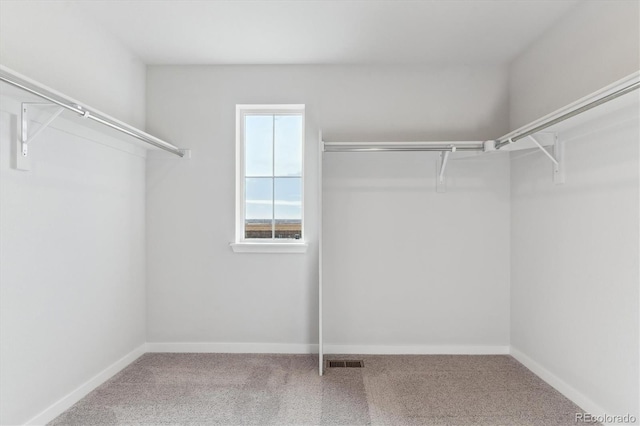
left=75, top=0, right=580, bottom=66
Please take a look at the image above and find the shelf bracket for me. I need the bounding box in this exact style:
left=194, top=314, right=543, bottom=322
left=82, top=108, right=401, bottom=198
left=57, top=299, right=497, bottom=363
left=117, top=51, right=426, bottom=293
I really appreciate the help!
left=528, top=134, right=564, bottom=184
left=552, top=134, right=565, bottom=185
left=528, top=135, right=558, bottom=166
left=436, top=146, right=456, bottom=193
left=20, top=102, right=65, bottom=155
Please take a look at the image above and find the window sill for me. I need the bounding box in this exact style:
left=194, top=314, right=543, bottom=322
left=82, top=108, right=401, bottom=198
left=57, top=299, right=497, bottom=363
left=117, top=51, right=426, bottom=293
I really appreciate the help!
left=230, top=242, right=308, bottom=253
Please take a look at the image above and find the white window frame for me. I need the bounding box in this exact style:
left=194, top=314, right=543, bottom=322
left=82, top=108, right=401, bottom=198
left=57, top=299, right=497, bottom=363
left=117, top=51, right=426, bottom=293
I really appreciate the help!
left=231, top=104, right=307, bottom=253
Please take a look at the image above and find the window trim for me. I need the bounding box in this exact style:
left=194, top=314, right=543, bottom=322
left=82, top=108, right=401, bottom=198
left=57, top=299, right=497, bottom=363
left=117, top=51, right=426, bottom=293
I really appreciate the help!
left=232, top=104, right=307, bottom=253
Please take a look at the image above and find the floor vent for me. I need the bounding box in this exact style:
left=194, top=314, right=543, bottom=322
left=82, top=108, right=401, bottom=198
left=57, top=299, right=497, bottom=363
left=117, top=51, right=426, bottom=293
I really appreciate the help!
left=327, top=360, right=364, bottom=368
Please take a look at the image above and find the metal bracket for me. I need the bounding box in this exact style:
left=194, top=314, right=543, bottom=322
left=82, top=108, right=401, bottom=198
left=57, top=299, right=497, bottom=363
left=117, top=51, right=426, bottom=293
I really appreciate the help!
left=552, top=135, right=565, bottom=184
left=528, top=134, right=564, bottom=184
left=20, top=102, right=64, bottom=162
left=436, top=146, right=456, bottom=193
left=15, top=103, right=65, bottom=171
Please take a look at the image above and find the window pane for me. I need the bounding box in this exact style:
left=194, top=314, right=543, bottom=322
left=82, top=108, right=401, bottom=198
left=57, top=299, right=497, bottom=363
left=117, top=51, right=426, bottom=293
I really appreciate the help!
left=274, top=178, right=302, bottom=239
left=245, top=115, right=273, bottom=177
left=274, top=115, right=302, bottom=177
left=245, top=178, right=273, bottom=239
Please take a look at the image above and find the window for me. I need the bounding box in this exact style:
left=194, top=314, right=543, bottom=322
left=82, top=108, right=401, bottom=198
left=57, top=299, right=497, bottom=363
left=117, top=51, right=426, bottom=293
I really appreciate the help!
left=232, top=105, right=307, bottom=253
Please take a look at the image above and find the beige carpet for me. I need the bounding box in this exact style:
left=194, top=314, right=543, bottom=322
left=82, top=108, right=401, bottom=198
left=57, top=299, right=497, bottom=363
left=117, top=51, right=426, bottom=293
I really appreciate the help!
left=49, top=354, right=592, bottom=425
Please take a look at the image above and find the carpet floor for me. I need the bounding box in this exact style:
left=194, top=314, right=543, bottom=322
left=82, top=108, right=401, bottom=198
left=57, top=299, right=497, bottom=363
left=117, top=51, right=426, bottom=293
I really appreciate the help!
left=49, top=354, right=592, bottom=425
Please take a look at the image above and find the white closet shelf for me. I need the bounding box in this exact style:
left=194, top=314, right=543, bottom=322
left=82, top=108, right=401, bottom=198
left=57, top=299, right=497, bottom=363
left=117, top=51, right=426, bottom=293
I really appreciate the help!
left=0, top=65, right=186, bottom=158
left=323, top=141, right=485, bottom=152
left=497, top=71, right=640, bottom=152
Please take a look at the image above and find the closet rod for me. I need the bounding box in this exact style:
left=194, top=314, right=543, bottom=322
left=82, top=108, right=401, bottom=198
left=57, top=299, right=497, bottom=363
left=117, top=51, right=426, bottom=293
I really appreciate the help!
left=0, top=67, right=185, bottom=157
left=324, top=141, right=484, bottom=152
left=495, top=79, right=640, bottom=150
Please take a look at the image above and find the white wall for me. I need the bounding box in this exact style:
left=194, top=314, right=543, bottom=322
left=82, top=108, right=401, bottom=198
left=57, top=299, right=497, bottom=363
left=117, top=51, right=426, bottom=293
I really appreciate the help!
left=145, top=65, right=510, bottom=350
left=510, top=106, right=639, bottom=418
left=0, top=3, right=149, bottom=424
left=323, top=150, right=511, bottom=351
left=0, top=0, right=146, bottom=128
left=509, top=0, right=640, bottom=129
left=509, top=0, right=640, bottom=418
left=0, top=99, right=147, bottom=425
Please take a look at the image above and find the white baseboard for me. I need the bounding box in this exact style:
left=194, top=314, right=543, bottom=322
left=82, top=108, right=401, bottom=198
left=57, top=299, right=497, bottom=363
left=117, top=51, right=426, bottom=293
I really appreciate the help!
left=145, top=342, right=509, bottom=355
left=323, top=344, right=510, bottom=355
left=25, top=344, right=146, bottom=426
left=146, top=342, right=319, bottom=354
left=510, top=347, right=617, bottom=424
